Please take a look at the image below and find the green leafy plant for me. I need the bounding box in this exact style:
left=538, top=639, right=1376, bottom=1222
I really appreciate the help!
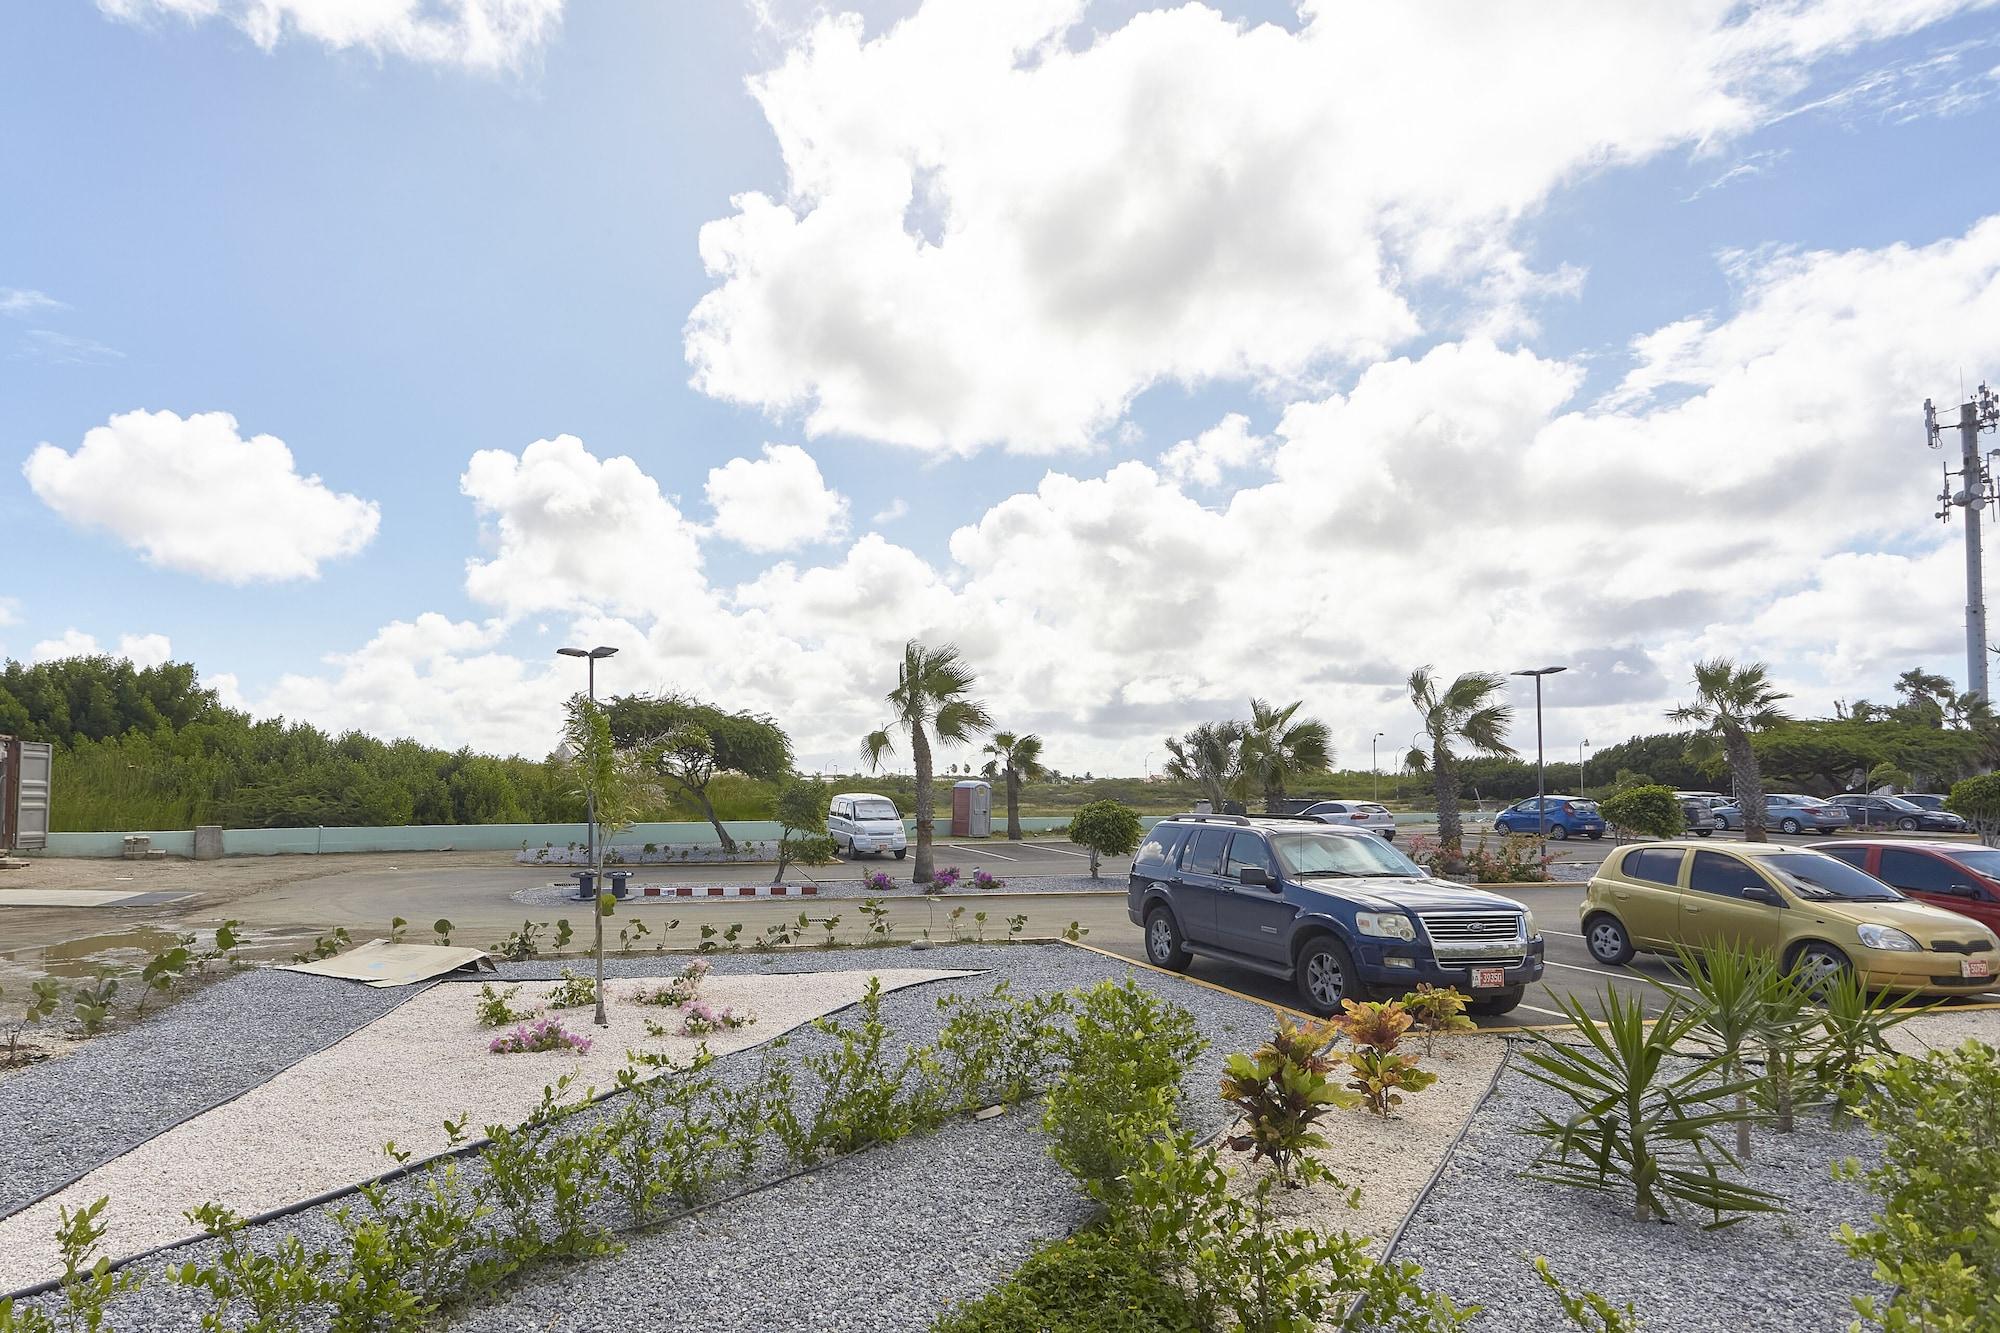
left=1533, top=1257, right=1641, bottom=1331
left=630, top=958, right=711, bottom=1008
left=1219, top=1014, right=1361, bottom=1185
left=1836, top=1040, right=2000, bottom=1332
left=1749, top=960, right=1819, bottom=1134
left=474, top=983, right=535, bottom=1028
left=1044, top=978, right=1205, bottom=1199
left=1519, top=989, right=1779, bottom=1225
left=541, top=967, right=597, bottom=1010
left=12, top=1196, right=144, bottom=1333
left=1400, top=983, right=1476, bottom=1053
left=1066, top=800, right=1142, bottom=878
left=933, top=981, right=1072, bottom=1111
left=430, top=918, right=453, bottom=947
left=1061, top=920, right=1090, bottom=942
left=69, top=974, right=120, bottom=1036
left=793, top=977, right=933, bottom=1161
left=1006, top=913, right=1026, bottom=939
left=293, top=927, right=353, bottom=963
left=1598, top=784, right=1686, bottom=840
left=1332, top=998, right=1436, bottom=1116
left=1810, top=970, right=1925, bottom=1123
left=387, top=916, right=409, bottom=944
left=930, top=1232, right=1205, bottom=1333
left=817, top=914, right=843, bottom=948
left=1666, top=939, right=1774, bottom=1160
left=617, top=917, right=651, bottom=953
left=472, top=1078, right=614, bottom=1278
left=491, top=921, right=545, bottom=961
left=859, top=897, right=892, bottom=941
left=5, top=978, right=64, bottom=1066
left=173, top=1202, right=337, bottom=1331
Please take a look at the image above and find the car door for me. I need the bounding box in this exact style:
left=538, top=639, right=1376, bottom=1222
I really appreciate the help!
left=1878, top=847, right=2000, bottom=929
left=1173, top=826, right=1234, bottom=947
left=1680, top=850, right=1785, bottom=953
left=1611, top=846, right=1687, bottom=948
left=1500, top=799, right=1534, bottom=833
left=1216, top=830, right=1294, bottom=962
left=827, top=798, right=850, bottom=848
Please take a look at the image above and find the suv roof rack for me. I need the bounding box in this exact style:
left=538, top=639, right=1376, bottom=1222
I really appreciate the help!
left=1247, top=814, right=1323, bottom=824
left=1168, top=812, right=1251, bottom=825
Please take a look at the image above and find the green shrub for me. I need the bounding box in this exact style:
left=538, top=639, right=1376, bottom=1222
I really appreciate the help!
left=1067, top=801, right=1142, bottom=878
left=929, top=1233, right=1205, bottom=1333
left=1533, top=1257, right=1641, bottom=1332
left=1947, top=772, right=2000, bottom=842
left=933, top=981, right=1072, bottom=1112
left=1044, top=979, right=1204, bottom=1198
left=1598, top=785, right=1685, bottom=840
left=1836, top=1040, right=2000, bottom=1332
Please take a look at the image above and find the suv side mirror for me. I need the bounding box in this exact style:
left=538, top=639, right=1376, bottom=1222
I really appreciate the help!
left=1237, top=866, right=1272, bottom=889
left=1740, top=885, right=1782, bottom=907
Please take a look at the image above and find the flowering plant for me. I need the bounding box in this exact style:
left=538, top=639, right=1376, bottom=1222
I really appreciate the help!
left=680, top=1001, right=755, bottom=1037
left=929, top=866, right=962, bottom=891
left=864, top=871, right=896, bottom=893
left=972, top=869, right=1005, bottom=890
left=630, top=957, right=713, bottom=1008
left=489, top=1016, right=593, bottom=1056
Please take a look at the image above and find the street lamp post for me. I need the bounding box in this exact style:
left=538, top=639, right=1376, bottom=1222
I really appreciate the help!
left=558, top=645, right=618, bottom=1026
left=1511, top=666, right=1568, bottom=842
left=1371, top=732, right=1385, bottom=803
left=1578, top=738, right=1589, bottom=799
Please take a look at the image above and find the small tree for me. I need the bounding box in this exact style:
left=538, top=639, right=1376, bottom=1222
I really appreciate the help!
left=981, top=731, right=1050, bottom=841
left=1947, top=773, right=2000, bottom=845
left=771, top=776, right=836, bottom=883
left=1069, top=801, right=1141, bottom=879
left=1866, top=761, right=1911, bottom=793
left=1598, top=784, right=1685, bottom=840
left=561, top=694, right=656, bottom=1027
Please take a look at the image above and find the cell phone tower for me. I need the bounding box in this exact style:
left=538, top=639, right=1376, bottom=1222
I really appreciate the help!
left=1927, top=382, right=2000, bottom=700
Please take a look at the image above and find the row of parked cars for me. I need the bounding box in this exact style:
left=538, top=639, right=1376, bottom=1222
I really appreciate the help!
left=1675, top=790, right=1969, bottom=835
left=1129, top=808, right=2000, bottom=1019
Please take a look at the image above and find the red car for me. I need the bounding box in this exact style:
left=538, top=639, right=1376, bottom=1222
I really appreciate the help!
left=1812, top=839, right=2000, bottom=935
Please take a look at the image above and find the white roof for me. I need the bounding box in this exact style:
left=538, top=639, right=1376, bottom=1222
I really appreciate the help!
left=834, top=791, right=898, bottom=803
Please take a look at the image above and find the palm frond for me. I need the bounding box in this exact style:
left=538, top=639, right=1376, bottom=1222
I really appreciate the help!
left=861, top=728, right=894, bottom=772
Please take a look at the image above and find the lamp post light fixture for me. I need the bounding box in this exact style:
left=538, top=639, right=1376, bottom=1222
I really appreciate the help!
left=1371, top=731, right=1385, bottom=803
left=557, top=645, right=618, bottom=1027
left=1510, top=666, right=1568, bottom=842
left=1578, top=737, right=1589, bottom=800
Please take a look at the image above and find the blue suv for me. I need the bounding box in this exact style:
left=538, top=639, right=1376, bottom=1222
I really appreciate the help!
left=1494, top=796, right=1604, bottom=840
left=1128, top=814, right=1544, bottom=1016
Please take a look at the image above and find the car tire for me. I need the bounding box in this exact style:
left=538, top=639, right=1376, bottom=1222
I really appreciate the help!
left=1493, top=821, right=1508, bottom=834
left=1788, top=941, right=1850, bottom=990
left=1295, top=935, right=1367, bottom=1016
left=1897, top=816, right=1919, bottom=832
left=1144, top=906, right=1192, bottom=971
left=1694, top=828, right=1713, bottom=837
left=1584, top=913, right=1635, bottom=966
left=1780, top=818, right=1803, bottom=835
left=1586, top=830, right=1603, bottom=840
left=1468, top=988, right=1524, bottom=1016
left=894, top=848, right=907, bottom=860
left=1548, top=824, right=1569, bottom=841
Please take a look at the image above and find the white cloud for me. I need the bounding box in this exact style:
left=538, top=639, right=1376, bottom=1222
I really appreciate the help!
left=870, top=498, right=909, bottom=526
left=0, top=289, right=63, bottom=317
left=704, top=444, right=851, bottom=552
left=1157, top=414, right=1269, bottom=487
left=96, top=0, right=563, bottom=71
left=117, top=633, right=173, bottom=668
left=24, top=409, right=381, bottom=583
left=29, top=630, right=101, bottom=664
left=686, top=0, right=1982, bottom=455
left=15, top=330, right=122, bottom=365
left=460, top=434, right=709, bottom=620
left=21, top=630, right=168, bottom=669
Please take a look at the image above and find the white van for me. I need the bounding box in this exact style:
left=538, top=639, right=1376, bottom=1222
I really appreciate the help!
left=827, top=792, right=909, bottom=859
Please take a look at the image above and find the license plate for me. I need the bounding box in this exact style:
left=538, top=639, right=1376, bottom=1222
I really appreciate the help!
left=1963, top=959, right=1992, bottom=979
left=1471, top=966, right=1506, bottom=990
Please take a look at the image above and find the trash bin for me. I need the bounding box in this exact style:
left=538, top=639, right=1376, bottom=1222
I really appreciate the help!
left=571, top=870, right=597, bottom=902
left=608, top=870, right=631, bottom=899
left=950, top=780, right=992, bottom=838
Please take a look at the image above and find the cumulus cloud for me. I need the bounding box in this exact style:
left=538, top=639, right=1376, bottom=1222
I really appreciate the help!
left=117, top=633, right=174, bottom=667
left=96, top=0, right=563, bottom=71
left=686, top=0, right=1980, bottom=454
left=23, top=409, right=381, bottom=583
left=704, top=444, right=850, bottom=552
left=23, top=629, right=170, bottom=666
left=460, top=435, right=709, bottom=620
left=0, top=289, right=63, bottom=317
left=29, top=630, right=101, bottom=663
left=1158, top=414, right=1270, bottom=487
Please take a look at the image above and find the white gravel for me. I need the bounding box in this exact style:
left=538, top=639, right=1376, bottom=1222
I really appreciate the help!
left=0, top=966, right=967, bottom=1291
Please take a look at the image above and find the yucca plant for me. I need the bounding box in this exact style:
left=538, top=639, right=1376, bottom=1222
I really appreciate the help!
left=1811, top=970, right=1927, bottom=1125
left=1219, top=1015, right=1361, bottom=1185
left=1331, top=999, right=1436, bottom=1116
left=1519, top=988, right=1779, bottom=1225
left=1665, top=940, right=1773, bottom=1160
left=1748, top=962, right=1818, bottom=1134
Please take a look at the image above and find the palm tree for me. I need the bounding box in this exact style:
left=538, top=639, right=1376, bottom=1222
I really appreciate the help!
left=1242, top=698, right=1333, bottom=812
left=981, top=731, right=1050, bottom=840
left=862, top=641, right=992, bottom=883
left=1163, top=721, right=1247, bottom=812
left=1668, top=658, right=1789, bottom=843
left=1406, top=667, right=1515, bottom=863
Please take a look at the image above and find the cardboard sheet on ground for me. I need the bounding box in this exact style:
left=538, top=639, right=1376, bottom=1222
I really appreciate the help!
left=280, top=939, right=496, bottom=987
left=0, top=888, right=195, bottom=908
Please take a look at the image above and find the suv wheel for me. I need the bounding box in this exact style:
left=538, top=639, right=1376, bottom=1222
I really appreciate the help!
left=1468, top=988, right=1523, bottom=1016
left=1584, top=913, right=1635, bottom=966
left=1780, top=817, right=1803, bottom=835
left=1144, top=907, right=1192, bottom=972
left=1295, top=936, right=1365, bottom=1016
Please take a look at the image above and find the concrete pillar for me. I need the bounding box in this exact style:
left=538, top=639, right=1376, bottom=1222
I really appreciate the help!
left=193, top=825, right=224, bottom=860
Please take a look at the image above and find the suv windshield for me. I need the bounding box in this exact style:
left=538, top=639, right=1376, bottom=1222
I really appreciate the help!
left=1765, top=853, right=1903, bottom=903
left=1268, top=831, right=1422, bottom=878
left=854, top=800, right=899, bottom=821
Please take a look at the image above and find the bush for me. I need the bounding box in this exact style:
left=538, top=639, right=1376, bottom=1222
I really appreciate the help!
left=1947, top=772, right=2000, bottom=843
left=1837, top=1040, right=2000, bottom=1333
left=930, top=1233, right=1205, bottom=1333
left=1598, top=784, right=1685, bottom=840
left=1044, top=979, right=1204, bottom=1198
left=1219, top=1015, right=1359, bottom=1184
left=1406, top=834, right=1547, bottom=883
left=1068, top=801, right=1143, bottom=878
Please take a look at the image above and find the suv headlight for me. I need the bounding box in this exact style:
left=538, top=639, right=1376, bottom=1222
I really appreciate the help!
left=1355, top=912, right=1416, bottom=941
left=1856, top=923, right=1921, bottom=952
left=1522, top=910, right=1537, bottom=938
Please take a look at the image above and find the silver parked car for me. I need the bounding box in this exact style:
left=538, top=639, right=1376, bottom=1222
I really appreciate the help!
left=1295, top=800, right=1398, bottom=839
left=1715, top=793, right=1851, bottom=835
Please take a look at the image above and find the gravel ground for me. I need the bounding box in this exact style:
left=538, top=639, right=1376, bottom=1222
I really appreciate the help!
left=0, top=969, right=416, bottom=1219
left=510, top=873, right=1117, bottom=908
left=13, top=944, right=1275, bottom=1329
left=1390, top=1046, right=1887, bottom=1330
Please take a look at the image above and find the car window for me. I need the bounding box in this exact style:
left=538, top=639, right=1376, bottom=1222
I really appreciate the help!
left=1878, top=849, right=1958, bottom=895
left=1134, top=824, right=1189, bottom=870
left=1225, top=832, right=1276, bottom=877
left=1817, top=846, right=1868, bottom=869
left=855, top=799, right=899, bottom=821
left=1951, top=848, right=2000, bottom=879
left=1622, top=847, right=1684, bottom=887
left=1764, top=853, right=1902, bottom=903
left=1688, top=851, right=1768, bottom=898
left=1268, top=831, right=1422, bottom=877
left=1183, top=827, right=1230, bottom=876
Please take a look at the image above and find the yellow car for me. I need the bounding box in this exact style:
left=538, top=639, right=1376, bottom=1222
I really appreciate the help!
left=1580, top=840, right=2000, bottom=994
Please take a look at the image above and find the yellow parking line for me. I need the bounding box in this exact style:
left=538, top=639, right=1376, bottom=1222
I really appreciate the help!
left=1058, top=938, right=1319, bottom=1021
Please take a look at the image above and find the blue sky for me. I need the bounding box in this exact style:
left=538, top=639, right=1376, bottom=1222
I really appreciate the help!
left=6, top=1, right=2000, bottom=772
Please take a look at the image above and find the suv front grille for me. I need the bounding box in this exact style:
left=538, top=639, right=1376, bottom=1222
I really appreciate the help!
left=1419, top=913, right=1522, bottom=941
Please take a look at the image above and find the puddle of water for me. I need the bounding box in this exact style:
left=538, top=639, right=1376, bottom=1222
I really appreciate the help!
left=0, top=924, right=318, bottom=991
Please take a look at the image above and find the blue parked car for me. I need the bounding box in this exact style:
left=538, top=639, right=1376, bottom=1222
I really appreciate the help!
left=1715, top=793, right=1851, bottom=835
left=1493, top=796, right=1605, bottom=841
left=1129, top=814, right=1544, bottom=1016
